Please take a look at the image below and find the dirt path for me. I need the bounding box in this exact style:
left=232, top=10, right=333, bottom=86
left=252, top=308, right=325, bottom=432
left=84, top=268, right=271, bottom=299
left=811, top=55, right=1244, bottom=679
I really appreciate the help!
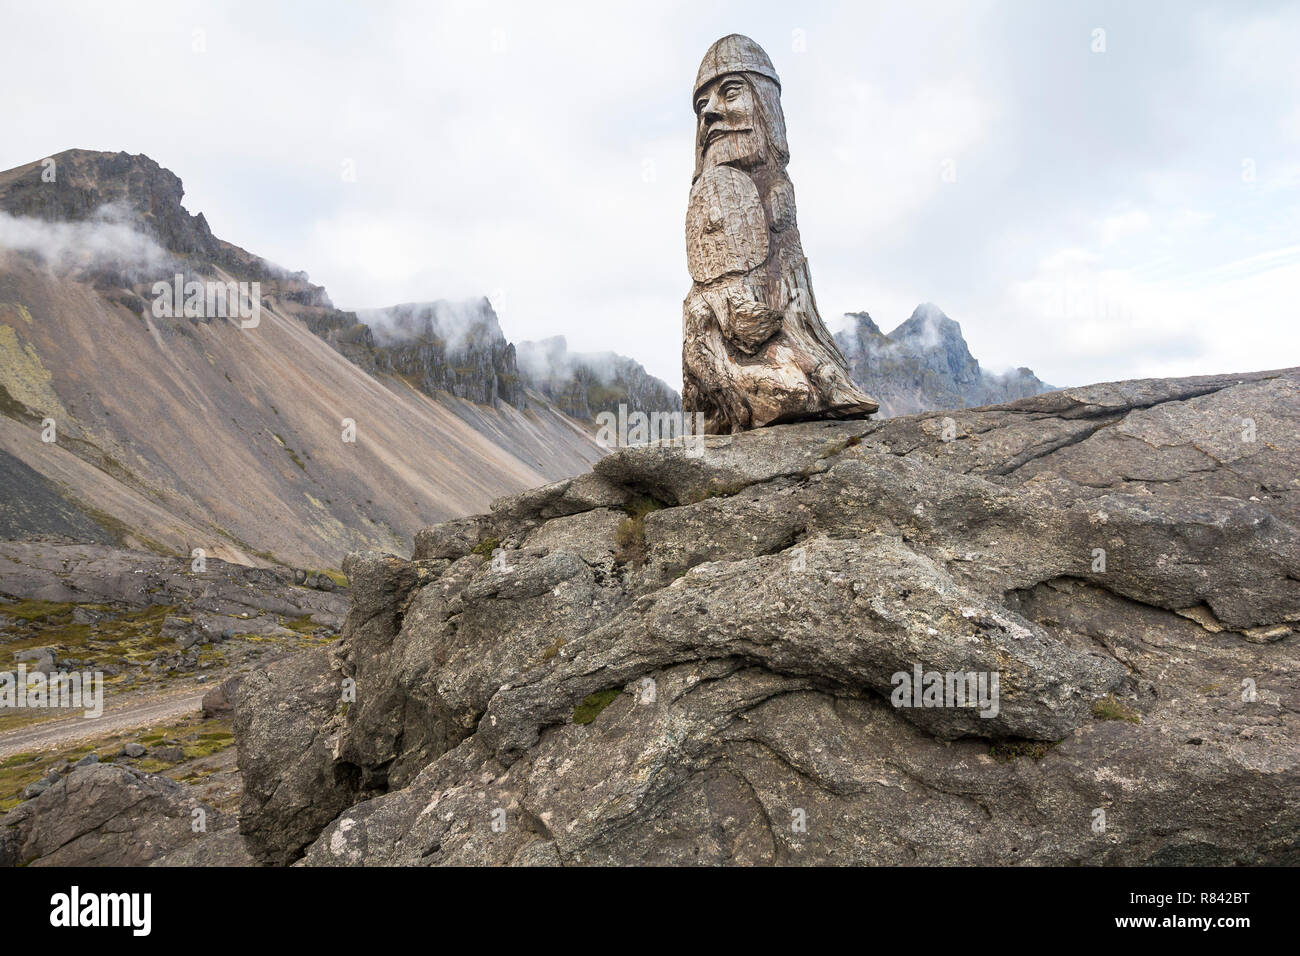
left=0, top=686, right=206, bottom=759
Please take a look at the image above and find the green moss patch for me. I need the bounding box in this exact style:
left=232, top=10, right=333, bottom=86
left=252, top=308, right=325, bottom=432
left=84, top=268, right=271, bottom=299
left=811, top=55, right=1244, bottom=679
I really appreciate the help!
left=1092, top=694, right=1141, bottom=723
left=307, top=569, right=349, bottom=588
left=613, top=495, right=666, bottom=566
left=688, top=481, right=748, bottom=503
left=0, top=715, right=236, bottom=811
left=572, top=688, right=621, bottom=725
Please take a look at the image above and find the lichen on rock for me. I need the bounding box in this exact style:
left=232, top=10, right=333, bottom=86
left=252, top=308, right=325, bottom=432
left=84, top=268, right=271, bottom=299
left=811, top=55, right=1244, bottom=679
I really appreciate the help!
left=230, top=366, right=1300, bottom=865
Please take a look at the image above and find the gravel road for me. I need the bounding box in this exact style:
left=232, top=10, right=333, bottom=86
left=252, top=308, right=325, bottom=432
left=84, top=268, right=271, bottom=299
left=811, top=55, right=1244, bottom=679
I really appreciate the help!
left=0, top=687, right=207, bottom=759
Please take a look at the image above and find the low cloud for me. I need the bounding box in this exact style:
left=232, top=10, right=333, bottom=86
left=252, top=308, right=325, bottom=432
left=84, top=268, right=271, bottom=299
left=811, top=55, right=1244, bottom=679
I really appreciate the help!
left=515, top=336, right=628, bottom=386
left=0, top=205, right=171, bottom=278
left=355, top=298, right=504, bottom=354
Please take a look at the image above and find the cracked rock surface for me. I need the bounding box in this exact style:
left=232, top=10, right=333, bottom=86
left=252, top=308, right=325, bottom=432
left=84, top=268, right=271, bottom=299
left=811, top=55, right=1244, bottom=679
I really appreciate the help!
left=234, top=367, right=1300, bottom=865
left=0, top=763, right=246, bottom=867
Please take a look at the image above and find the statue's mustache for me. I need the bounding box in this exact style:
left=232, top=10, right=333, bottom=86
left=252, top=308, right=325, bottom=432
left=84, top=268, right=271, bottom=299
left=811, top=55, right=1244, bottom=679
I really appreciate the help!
left=703, top=126, right=753, bottom=148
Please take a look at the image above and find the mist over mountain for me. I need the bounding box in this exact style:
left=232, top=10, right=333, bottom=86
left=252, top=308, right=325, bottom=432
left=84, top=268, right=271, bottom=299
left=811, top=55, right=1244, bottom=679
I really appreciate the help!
left=835, top=303, right=1053, bottom=418
left=0, top=149, right=620, bottom=566
left=304, top=295, right=678, bottom=423
left=516, top=336, right=682, bottom=422
left=347, top=299, right=526, bottom=408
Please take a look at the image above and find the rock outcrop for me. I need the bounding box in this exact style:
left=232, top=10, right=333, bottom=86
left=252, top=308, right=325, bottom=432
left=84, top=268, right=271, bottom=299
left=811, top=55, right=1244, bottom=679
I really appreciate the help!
left=230, top=365, right=1299, bottom=864
left=0, top=541, right=348, bottom=621
left=835, top=304, right=1052, bottom=417
left=0, top=763, right=246, bottom=867
left=352, top=300, right=526, bottom=409
left=0, top=149, right=232, bottom=271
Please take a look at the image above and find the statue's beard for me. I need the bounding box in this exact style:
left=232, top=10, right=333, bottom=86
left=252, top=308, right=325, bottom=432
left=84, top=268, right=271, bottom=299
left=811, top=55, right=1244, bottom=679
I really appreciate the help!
left=701, top=128, right=764, bottom=170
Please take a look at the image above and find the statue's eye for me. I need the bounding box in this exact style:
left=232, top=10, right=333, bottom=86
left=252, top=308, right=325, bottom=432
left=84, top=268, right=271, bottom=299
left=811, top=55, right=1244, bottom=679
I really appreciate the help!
left=695, top=98, right=707, bottom=113
left=723, top=83, right=741, bottom=98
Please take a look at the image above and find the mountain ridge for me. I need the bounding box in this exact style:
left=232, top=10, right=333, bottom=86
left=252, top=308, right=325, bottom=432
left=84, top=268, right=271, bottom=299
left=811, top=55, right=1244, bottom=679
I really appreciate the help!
left=836, top=302, right=1052, bottom=417
left=0, top=149, right=614, bottom=566
left=516, top=335, right=682, bottom=423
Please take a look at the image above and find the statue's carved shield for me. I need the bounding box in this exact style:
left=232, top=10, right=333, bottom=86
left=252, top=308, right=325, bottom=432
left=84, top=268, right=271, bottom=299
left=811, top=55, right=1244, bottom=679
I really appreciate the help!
left=685, top=165, right=768, bottom=283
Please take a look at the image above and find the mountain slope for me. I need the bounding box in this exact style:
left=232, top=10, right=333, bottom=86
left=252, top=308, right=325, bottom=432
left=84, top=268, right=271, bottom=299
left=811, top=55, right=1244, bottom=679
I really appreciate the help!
left=0, top=149, right=605, bottom=566
left=835, top=303, right=1051, bottom=417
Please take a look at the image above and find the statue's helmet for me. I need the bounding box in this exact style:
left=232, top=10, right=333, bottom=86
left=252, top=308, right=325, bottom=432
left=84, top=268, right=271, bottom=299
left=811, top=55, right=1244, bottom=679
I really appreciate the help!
left=691, top=34, right=789, bottom=181
left=693, top=34, right=781, bottom=106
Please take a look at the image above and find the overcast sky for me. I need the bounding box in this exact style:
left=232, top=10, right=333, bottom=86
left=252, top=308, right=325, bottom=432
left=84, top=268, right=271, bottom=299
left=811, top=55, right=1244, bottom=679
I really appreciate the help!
left=2, top=0, right=1297, bottom=389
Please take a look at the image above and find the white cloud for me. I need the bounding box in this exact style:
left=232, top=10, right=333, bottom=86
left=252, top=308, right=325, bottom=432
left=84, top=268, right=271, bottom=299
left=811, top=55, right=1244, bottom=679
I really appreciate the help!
left=0, top=0, right=1296, bottom=391
left=0, top=208, right=171, bottom=276
left=994, top=241, right=1300, bottom=385
left=1098, top=210, right=1151, bottom=247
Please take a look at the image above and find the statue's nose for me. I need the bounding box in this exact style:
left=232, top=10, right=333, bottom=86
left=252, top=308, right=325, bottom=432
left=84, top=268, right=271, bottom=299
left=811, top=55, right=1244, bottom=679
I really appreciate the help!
left=702, top=92, right=722, bottom=123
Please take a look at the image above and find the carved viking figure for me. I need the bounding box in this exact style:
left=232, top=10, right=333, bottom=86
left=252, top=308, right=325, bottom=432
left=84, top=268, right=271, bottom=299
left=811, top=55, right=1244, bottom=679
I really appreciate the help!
left=682, top=34, right=879, bottom=433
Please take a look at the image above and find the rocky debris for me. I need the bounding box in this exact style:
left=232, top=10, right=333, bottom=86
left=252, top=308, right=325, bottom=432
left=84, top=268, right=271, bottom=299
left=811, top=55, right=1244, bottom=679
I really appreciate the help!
left=201, top=675, right=242, bottom=718
left=227, top=366, right=1300, bottom=865
left=12, top=646, right=55, bottom=674
left=0, top=763, right=232, bottom=867
left=71, top=605, right=110, bottom=625
left=0, top=449, right=118, bottom=544
left=163, top=611, right=295, bottom=651
left=0, top=541, right=349, bottom=624
left=20, top=774, right=59, bottom=801
left=835, top=304, right=1052, bottom=418
left=151, top=826, right=256, bottom=867
left=162, top=615, right=203, bottom=649
left=149, top=647, right=201, bottom=672
left=0, top=541, right=344, bottom=683
left=120, top=743, right=146, bottom=758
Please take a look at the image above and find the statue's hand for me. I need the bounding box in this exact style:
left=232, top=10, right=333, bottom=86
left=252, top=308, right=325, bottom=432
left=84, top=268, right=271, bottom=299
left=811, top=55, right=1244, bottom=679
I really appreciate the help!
left=720, top=282, right=784, bottom=354
left=767, top=180, right=797, bottom=232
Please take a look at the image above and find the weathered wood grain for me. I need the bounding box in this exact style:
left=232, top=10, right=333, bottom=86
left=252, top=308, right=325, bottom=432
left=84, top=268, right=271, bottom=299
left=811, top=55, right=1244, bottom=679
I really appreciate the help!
left=682, top=34, right=879, bottom=434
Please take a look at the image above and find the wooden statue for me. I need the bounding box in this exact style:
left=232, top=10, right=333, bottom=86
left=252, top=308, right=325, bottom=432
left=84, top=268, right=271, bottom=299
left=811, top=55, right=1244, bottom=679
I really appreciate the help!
left=682, top=34, right=879, bottom=434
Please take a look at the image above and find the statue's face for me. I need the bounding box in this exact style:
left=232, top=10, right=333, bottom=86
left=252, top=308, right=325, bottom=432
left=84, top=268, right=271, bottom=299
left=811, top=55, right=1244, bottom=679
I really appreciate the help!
left=695, top=74, right=762, bottom=169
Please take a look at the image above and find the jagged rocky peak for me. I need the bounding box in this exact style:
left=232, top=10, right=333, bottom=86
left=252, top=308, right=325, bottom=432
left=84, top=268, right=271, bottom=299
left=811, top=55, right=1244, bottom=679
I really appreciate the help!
left=0, top=149, right=671, bottom=425
left=516, top=335, right=681, bottom=422
left=354, top=299, right=525, bottom=408
left=0, top=149, right=219, bottom=261
left=0, top=148, right=284, bottom=288
left=888, top=302, right=982, bottom=385
left=836, top=303, right=1052, bottom=418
